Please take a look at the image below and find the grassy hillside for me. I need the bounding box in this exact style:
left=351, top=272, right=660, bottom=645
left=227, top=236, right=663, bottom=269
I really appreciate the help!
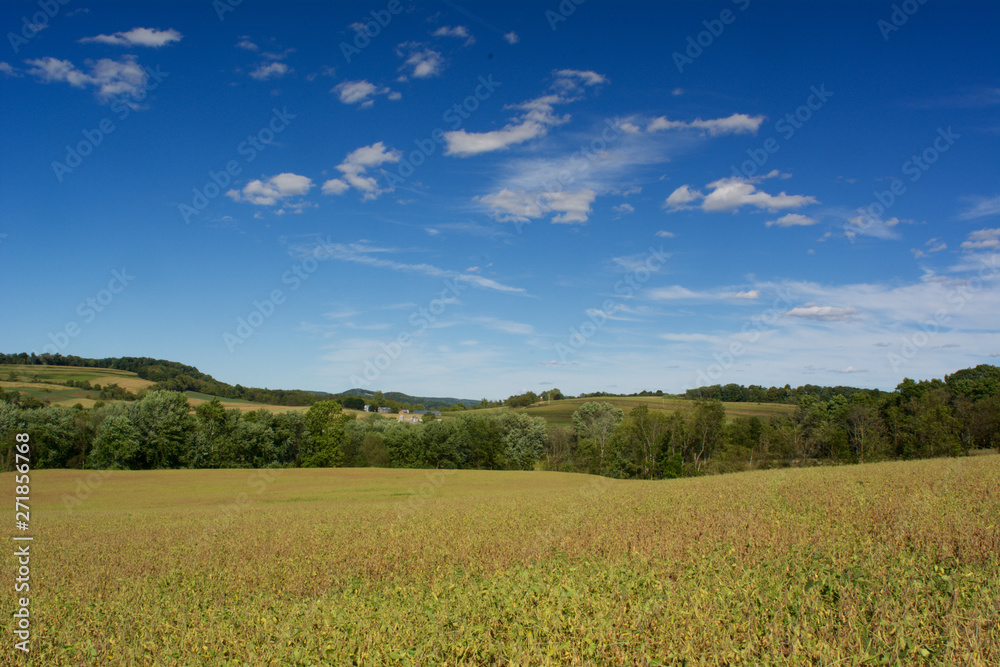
left=7, top=456, right=998, bottom=665
left=456, top=395, right=797, bottom=427
left=0, top=365, right=316, bottom=414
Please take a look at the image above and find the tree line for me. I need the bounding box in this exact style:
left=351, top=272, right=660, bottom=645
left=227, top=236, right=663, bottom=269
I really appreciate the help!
left=0, top=365, right=996, bottom=476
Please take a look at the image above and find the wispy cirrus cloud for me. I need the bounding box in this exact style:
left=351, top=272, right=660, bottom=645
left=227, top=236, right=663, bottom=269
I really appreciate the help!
left=293, top=241, right=526, bottom=295
left=956, top=195, right=1000, bottom=221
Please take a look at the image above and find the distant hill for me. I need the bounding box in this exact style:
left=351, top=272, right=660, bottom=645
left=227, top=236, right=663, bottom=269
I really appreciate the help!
left=340, top=388, right=478, bottom=409
left=0, top=353, right=328, bottom=406
left=0, top=353, right=476, bottom=409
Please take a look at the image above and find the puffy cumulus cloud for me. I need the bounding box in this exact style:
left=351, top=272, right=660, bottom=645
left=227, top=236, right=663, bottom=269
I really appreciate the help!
left=730, top=290, right=761, bottom=299
left=396, top=43, right=444, bottom=79
left=647, top=112, right=764, bottom=136
left=786, top=305, right=860, bottom=322
left=504, top=31, right=519, bottom=44
left=443, top=69, right=606, bottom=157
left=477, top=188, right=597, bottom=224
left=666, top=176, right=818, bottom=213
left=226, top=173, right=313, bottom=206
left=249, top=62, right=289, bottom=80
left=322, top=142, right=402, bottom=201
left=431, top=25, right=474, bottom=46
left=663, top=184, right=702, bottom=210
left=332, top=79, right=398, bottom=107
left=766, top=213, right=818, bottom=227
left=25, top=55, right=149, bottom=101
left=79, top=27, right=182, bottom=48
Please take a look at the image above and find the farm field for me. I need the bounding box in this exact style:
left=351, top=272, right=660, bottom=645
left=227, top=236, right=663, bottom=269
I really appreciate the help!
left=4, top=456, right=998, bottom=665
left=458, top=395, right=797, bottom=427
left=0, top=365, right=326, bottom=415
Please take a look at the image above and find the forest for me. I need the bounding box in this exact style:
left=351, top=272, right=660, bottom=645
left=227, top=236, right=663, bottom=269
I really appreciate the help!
left=1, top=364, right=996, bottom=477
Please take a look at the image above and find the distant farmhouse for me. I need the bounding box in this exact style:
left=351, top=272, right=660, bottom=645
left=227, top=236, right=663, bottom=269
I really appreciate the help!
left=397, top=409, right=442, bottom=423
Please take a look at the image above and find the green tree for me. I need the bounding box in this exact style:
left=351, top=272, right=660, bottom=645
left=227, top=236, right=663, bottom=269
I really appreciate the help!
left=361, top=433, right=390, bottom=467
left=571, top=402, right=624, bottom=472
left=690, top=399, right=725, bottom=471
left=303, top=400, right=351, bottom=467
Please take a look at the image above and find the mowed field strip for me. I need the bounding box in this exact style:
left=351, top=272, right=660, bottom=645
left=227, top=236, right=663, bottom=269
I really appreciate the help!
left=4, top=456, right=998, bottom=665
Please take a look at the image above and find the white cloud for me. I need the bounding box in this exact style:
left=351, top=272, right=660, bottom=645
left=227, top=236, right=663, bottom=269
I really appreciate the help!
left=477, top=188, right=596, bottom=224
left=845, top=214, right=903, bottom=241
left=249, top=62, right=289, bottom=80
left=666, top=176, right=818, bottom=213
left=470, top=317, right=534, bottom=335
left=786, top=305, right=860, bottom=322
left=443, top=70, right=604, bottom=157
left=79, top=27, right=182, bottom=48
left=236, top=37, right=259, bottom=52
left=323, top=142, right=401, bottom=201
left=664, top=184, right=702, bottom=210
left=660, top=333, right=719, bottom=343
left=767, top=213, right=818, bottom=227
left=444, top=120, right=551, bottom=157
left=25, top=55, right=148, bottom=101
left=957, top=195, right=1000, bottom=220
left=227, top=173, right=313, bottom=206
left=961, top=228, right=1000, bottom=250
left=647, top=113, right=764, bottom=136
left=655, top=230, right=675, bottom=238
left=504, top=31, right=519, bottom=44
left=332, top=79, right=396, bottom=107
left=552, top=69, right=608, bottom=86
left=321, top=179, right=349, bottom=195
left=0, top=62, right=21, bottom=77
left=731, top=290, right=760, bottom=300
left=432, top=25, right=474, bottom=45
left=300, top=241, right=525, bottom=295
left=396, top=43, right=444, bottom=79
left=613, top=203, right=635, bottom=215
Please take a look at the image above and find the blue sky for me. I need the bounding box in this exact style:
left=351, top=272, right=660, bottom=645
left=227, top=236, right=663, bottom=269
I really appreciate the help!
left=1, top=0, right=998, bottom=400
